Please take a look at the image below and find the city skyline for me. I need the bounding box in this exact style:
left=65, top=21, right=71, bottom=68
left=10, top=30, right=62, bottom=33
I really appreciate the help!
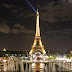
left=0, top=0, right=72, bottom=51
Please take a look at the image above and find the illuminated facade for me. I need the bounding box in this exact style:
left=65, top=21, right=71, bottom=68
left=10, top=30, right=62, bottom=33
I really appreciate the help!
left=3, top=48, right=6, bottom=52
left=29, top=10, right=46, bottom=55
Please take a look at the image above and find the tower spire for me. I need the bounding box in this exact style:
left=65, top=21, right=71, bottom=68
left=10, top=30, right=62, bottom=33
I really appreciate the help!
left=35, top=9, right=40, bottom=36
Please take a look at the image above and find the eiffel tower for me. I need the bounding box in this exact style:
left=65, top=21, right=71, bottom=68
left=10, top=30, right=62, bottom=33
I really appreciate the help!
left=29, top=10, right=46, bottom=55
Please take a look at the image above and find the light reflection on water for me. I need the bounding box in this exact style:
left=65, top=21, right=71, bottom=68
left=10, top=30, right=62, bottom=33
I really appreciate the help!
left=32, top=63, right=45, bottom=72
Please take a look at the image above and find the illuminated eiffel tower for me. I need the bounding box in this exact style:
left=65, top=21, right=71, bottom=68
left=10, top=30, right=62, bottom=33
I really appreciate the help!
left=29, top=10, right=46, bottom=55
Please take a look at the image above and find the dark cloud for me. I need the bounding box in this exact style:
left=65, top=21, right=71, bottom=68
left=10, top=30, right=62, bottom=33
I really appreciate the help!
left=26, top=13, right=35, bottom=17
left=0, top=22, right=10, bottom=33
left=39, top=2, right=72, bottom=22
left=47, top=29, right=72, bottom=36
left=69, top=0, right=72, bottom=3
left=14, top=24, right=24, bottom=29
left=1, top=4, right=15, bottom=8
left=0, top=23, right=34, bottom=34
left=11, top=24, right=34, bottom=34
left=11, top=28, right=34, bottom=34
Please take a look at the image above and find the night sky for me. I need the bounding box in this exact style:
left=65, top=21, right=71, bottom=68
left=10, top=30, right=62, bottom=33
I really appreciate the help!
left=0, top=0, right=72, bottom=51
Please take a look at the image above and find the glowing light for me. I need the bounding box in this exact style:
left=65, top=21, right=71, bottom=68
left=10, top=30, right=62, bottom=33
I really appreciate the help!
left=56, top=57, right=71, bottom=62
left=3, top=48, right=6, bottom=51
left=3, top=60, right=7, bottom=62
left=32, top=63, right=35, bottom=66
left=36, top=9, right=40, bottom=36
left=56, top=57, right=65, bottom=60
left=66, top=58, right=71, bottom=62
left=25, top=0, right=37, bottom=13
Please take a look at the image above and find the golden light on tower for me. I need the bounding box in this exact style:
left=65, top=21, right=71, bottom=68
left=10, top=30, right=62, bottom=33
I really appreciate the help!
left=35, top=9, right=40, bottom=37
left=29, top=9, right=46, bottom=55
